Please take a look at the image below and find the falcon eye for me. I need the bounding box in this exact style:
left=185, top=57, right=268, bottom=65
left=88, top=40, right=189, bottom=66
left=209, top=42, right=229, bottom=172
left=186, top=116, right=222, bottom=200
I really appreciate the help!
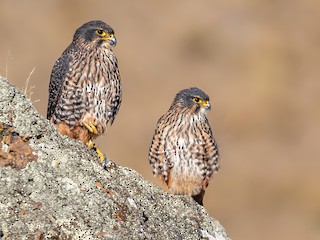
left=95, top=29, right=106, bottom=37
left=193, top=97, right=202, bottom=104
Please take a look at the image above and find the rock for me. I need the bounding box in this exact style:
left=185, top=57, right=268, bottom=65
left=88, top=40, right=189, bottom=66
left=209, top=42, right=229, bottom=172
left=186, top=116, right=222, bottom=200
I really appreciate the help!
left=0, top=76, right=230, bottom=239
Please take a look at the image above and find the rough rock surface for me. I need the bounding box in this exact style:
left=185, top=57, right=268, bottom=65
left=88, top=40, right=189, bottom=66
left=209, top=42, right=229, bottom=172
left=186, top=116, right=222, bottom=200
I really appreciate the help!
left=0, top=76, right=230, bottom=239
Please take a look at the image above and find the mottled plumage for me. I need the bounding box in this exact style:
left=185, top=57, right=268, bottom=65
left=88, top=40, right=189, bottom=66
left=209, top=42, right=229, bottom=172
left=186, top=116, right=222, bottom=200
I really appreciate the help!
left=47, top=20, right=121, bottom=155
left=149, top=88, right=219, bottom=205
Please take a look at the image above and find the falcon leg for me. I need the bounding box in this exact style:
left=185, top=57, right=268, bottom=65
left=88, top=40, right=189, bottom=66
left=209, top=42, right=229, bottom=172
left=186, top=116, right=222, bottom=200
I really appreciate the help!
left=86, top=139, right=95, bottom=148
left=86, top=140, right=105, bottom=163
left=82, top=120, right=105, bottom=162
left=94, top=147, right=105, bottom=162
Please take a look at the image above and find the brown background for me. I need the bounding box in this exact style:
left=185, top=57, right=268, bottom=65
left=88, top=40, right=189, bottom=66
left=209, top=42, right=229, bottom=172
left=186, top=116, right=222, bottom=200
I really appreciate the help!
left=1, top=1, right=319, bottom=239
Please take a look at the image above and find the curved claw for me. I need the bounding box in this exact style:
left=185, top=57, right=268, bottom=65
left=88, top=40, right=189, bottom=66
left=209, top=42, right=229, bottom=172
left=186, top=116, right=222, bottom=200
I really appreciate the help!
left=82, top=121, right=98, bottom=134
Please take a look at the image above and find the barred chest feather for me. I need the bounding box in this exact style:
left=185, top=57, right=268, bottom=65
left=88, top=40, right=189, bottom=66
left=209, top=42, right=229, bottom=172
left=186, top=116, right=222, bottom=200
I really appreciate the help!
left=167, top=114, right=209, bottom=196
left=54, top=47, right=121, bottom=134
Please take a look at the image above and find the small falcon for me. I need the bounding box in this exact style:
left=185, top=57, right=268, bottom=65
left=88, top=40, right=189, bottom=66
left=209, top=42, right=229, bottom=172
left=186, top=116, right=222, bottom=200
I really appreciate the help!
left=149, top=87, right=220, bottom=205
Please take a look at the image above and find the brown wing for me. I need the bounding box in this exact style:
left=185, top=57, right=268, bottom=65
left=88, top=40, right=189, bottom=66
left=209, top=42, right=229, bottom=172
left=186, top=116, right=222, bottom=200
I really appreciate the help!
left=198, top=118, right=220, bottom=181
left=148, top=110, right=178, bottom=183
left=47, top=49, right=74, bottom=120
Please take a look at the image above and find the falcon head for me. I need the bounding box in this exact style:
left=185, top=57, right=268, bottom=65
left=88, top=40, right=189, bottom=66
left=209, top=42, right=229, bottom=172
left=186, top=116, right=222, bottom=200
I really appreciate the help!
left=172, top=87, right=211, bottom=114
left=73, top=20, right=117, bottom=49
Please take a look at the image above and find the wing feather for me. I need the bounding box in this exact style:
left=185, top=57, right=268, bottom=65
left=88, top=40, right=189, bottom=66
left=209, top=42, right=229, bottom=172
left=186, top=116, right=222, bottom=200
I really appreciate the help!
left=47, top=48, right=74, bottom=120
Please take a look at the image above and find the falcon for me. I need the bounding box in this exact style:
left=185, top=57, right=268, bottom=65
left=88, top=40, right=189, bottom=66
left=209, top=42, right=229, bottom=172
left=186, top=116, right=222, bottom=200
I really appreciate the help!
left=47, top=20, right=121, bottom=161
left=149, top=87, right=220, bottom=205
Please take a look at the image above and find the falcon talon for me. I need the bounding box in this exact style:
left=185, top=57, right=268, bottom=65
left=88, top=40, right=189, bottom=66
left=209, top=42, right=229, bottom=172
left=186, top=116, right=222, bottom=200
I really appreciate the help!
left=82, top=121, right=98, bottom=134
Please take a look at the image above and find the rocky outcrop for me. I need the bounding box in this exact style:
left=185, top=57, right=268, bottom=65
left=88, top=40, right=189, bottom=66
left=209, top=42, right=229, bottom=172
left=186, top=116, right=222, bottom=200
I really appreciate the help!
left=0, top=76, right=230, bottom=239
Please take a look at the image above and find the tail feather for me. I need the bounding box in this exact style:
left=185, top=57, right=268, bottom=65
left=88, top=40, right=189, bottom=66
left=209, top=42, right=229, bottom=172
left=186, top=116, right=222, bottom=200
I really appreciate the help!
left=192, top=189, right=205, bottom=206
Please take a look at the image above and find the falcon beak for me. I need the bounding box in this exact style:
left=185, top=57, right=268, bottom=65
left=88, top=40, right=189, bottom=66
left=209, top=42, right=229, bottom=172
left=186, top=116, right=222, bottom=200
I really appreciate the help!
left=202, top=100, right=211, bottom=110
left=107, top=34, right=117, bottom=46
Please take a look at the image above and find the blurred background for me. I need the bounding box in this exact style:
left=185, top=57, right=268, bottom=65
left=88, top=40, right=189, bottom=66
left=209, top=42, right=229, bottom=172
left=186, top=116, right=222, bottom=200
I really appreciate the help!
left=1, top=0, right=320, bottom=239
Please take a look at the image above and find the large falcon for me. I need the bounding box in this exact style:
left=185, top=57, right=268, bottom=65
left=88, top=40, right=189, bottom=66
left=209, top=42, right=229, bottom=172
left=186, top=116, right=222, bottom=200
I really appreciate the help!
left=47, top=20, right=121, bottom=160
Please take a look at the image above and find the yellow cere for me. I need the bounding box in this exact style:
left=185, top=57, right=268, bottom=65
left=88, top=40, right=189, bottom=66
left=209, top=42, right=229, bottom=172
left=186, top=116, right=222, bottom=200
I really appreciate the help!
left=202, top=100, right=209, bottom=107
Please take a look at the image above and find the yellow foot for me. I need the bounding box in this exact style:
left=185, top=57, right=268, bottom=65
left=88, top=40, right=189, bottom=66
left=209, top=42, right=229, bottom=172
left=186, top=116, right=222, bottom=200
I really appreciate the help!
left=82, top=120, right=98, bottom=134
